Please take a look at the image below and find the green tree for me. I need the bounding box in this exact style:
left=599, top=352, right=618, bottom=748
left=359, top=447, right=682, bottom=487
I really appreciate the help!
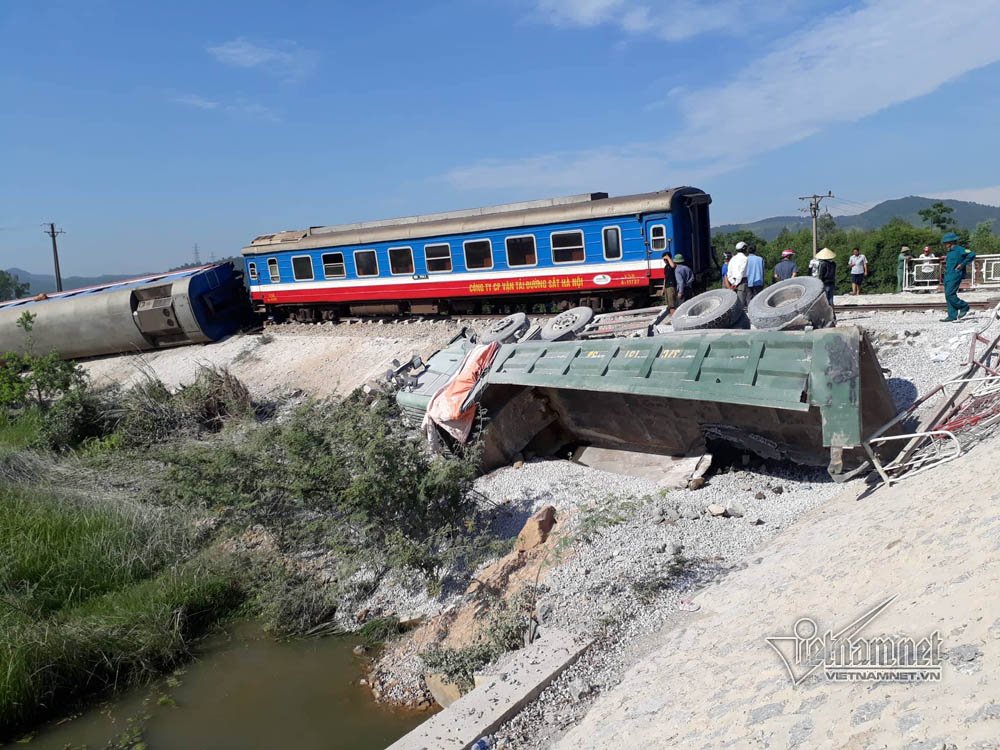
left=917, top=202, right=957, bottom=232
left=0, top=270, right=29, bottom=301
left=970, top=220, right=1000, bottom=255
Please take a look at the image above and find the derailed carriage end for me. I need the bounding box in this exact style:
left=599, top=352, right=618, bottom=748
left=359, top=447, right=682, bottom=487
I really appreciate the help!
left=0, top=262, right=248, bottom=360
left=399, top=326, right=903, bottom=483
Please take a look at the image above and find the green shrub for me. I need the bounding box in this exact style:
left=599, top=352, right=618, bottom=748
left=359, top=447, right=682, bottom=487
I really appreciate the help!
left=36, top=386, right=116, bottom=451
left=160, top=393, right=479, bottom=583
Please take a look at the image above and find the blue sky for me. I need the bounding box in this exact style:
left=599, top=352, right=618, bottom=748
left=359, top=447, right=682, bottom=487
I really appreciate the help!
left=2, top=0, right=1000, bottom=276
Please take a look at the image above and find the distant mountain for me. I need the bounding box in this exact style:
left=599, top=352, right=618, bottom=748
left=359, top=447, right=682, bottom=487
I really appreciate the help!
left=4, top=267, right=150, bottom=296
left=713, top=196, right=1000, bottom=241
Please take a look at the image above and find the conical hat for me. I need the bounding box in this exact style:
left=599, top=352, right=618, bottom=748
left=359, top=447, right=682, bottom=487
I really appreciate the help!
left=816, top=248, right=836, bottom=260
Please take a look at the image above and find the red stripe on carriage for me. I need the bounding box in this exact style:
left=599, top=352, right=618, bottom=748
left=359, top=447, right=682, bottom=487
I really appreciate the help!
left=251, top=269, right=659, bottom=304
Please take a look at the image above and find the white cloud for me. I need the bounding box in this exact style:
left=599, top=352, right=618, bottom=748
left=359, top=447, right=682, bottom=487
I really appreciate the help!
left=206, top=37, right=318, bottom=81
left=171, top=93, right=281, bottom=123
left=534, top=0, right=795, bottom=41
left=927, top=186, right=1000, bottom=208
left=447, top=0, right=1000, bottom=194
left=171, top=93, right=219, bottom=110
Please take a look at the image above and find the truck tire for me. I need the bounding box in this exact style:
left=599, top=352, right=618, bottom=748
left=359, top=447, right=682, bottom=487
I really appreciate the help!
left=480, top=312, right=529, bottom=344
left=671, top=289, right=743, bottom=331
left=541, top=306, right=595, bottom=341
left=748, top=277, right=833, bottom=330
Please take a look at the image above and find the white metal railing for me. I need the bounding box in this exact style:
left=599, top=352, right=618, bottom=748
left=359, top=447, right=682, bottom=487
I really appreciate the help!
left=902, top=253, right=1000, bottom=292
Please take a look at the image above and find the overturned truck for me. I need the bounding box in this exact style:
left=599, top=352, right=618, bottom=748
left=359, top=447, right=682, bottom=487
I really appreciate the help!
left=397, top=324, right=901, bottom=481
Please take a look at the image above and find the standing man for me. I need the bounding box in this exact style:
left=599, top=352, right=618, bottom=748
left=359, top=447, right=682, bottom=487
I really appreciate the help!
left=920, top=245, right=936, bottom=259
left=745, top=245, right=765, bottom=301
left=726, top=241, right=750, bottom=307
left=661, top=252, right=678, bottom=313
left=816, top=247, right=837, bottom=306
left=897, top=246, right=911, bottom=292
left=669, top=254, right=694, bottom=302
left=940, top=232, right=976, bottom=322
left=773, top=249, right=798, bottom=282
left=847, top=247, right=868, bottom=296
left=721, top=251, right=732, bottom=289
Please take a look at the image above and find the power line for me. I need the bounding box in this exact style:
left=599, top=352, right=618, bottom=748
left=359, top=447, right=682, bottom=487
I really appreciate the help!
left=42, top=223, right=65, bottom=292
left=798, top=192, right=834, bottom=258
left=193, top=243, right=201, bottom=265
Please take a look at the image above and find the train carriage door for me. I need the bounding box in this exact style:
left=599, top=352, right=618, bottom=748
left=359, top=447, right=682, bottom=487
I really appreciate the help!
left=682, top=193, right=712, bottom=278
left=645, top=220, right=669, bottom=279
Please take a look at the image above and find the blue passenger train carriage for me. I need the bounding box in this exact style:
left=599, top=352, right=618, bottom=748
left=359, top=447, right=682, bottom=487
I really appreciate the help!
left=242, top=187, right=712, bottom=319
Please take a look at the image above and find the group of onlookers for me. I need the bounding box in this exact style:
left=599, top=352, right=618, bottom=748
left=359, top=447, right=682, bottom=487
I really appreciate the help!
left=661, top=233, right=977, bottom=323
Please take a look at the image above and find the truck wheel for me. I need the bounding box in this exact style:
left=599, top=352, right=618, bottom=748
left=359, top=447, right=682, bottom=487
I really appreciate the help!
left=540, top=306, right=595, bottom=341
left=748, top=278, right=832, bottom=330
left=671, top=289, right=742, bottom=331
left=480, top=312, right=529, bottom=344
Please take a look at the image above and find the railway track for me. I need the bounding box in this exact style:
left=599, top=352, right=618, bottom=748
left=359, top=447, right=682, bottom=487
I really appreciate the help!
left=261, top=297, right=1000, bottom=331
left=835, top=298, right=1000, bottom=313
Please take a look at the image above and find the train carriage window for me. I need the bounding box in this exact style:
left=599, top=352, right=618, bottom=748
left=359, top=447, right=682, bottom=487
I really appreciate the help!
left=551, top=230, right=585, bottom=264
left=354, top=249, right=379, bottom=277
left=248, top=262, right=258, bottom=281
left=322, top=252, right=346, bottom=278
left=505, top=235, right=537, bottom=267
left=389, top=246, right=415, bottom=275
left=602, top=227, right=622, bottom=260
left=292, top=255, right=314, bottom=281
left=425, top=243, right=452, bottom=273
left=267, top=258, right=280, bottom=283
left=464, top=239, right=493, bottom=270
left=650, top=225, right=667, bottom=252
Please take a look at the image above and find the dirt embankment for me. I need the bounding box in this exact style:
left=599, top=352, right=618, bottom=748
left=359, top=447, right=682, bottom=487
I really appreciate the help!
left=80, top=320, right=465, bottom=399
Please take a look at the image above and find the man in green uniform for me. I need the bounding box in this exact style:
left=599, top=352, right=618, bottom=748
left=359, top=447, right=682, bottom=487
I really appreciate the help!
left=897, top=246, right=911, bottom=292
left=940, top=232, right=976, bottom=322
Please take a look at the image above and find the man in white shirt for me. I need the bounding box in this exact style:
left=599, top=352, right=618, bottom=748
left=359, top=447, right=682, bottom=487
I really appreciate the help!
left=847, top=247, right=868, bottom=296
left=726, top=241, right=749, bottom=307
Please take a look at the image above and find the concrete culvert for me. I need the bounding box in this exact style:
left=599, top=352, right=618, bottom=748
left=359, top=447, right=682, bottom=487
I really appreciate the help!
left=541, top=306, right=595, bottom=341
left=748, top=277, right=833, bottom=330
left=671, top=289, right=743, bottom=331
left=480, top=312, right=529, bottom=344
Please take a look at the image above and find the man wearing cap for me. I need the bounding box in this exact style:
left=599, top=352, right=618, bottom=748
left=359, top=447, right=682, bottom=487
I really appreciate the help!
left=897, top=246, right=911, bottom=292
left=816, top=248, right=837, bottom=305
left=664, top=253, right=694, bottom=302
left=774, top=249, right=798, bottom=282
left=940, top=232, right=976, bottom=322
left=726, top=241, right=750, bottom=307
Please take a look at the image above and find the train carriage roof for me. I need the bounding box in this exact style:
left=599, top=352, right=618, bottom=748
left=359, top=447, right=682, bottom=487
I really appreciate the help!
left=242, top=187, right=708, bottom=255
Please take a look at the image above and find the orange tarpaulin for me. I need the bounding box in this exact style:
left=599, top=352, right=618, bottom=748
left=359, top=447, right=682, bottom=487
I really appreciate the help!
left=422, top=342, right=500, bottom=443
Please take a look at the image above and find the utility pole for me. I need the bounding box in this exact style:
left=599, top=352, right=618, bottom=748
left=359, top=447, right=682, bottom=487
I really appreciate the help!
left=43, top=223, right=65, bottom=292
left=193, top=243, right=201, bottom=265
left=798, top=192, right=834, bottom=258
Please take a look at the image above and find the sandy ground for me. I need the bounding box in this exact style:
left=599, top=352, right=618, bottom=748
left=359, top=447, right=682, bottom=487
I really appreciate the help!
left=553, top=435, right=1000, bottom=750
left=79, top=320, right=466, bottom=399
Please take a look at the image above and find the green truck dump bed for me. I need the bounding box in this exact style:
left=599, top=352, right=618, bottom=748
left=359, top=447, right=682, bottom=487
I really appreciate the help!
left=398, top=326, right=900, bottom=480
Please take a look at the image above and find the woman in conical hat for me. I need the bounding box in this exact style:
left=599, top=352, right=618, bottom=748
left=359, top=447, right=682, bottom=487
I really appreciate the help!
left=815, top=248, right=837, bottom=306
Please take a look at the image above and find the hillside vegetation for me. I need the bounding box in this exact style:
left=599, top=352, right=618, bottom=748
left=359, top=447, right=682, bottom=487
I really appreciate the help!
left=713, top=195, right=1000, bottom=241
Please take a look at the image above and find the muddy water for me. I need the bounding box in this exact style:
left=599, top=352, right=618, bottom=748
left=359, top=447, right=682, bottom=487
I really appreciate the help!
left=11, top=624, right=429, bottom=750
